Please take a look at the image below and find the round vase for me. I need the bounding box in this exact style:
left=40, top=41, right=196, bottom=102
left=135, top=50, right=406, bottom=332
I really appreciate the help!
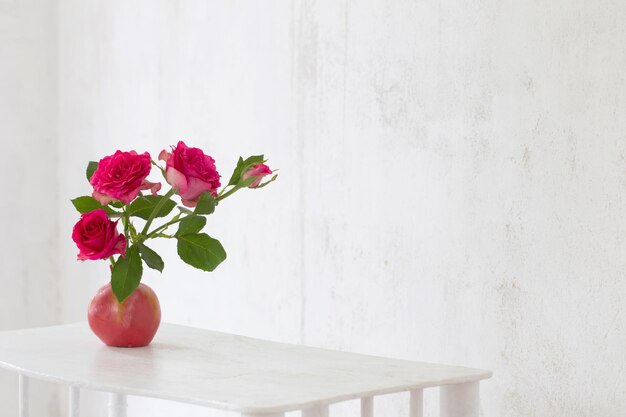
left=88, top=282, right=161, bottom=347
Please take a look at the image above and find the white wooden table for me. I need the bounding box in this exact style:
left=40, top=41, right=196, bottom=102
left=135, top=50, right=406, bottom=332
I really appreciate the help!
left=0, top=323, right=491, bottom=417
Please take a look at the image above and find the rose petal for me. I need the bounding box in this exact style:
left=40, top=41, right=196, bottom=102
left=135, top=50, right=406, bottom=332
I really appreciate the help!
left=120, top=191, right=141, bottom=204
left=114, top=234, right=127, bottom=257
left=243, top=163, right=272, bottom=188
left=90, top=150, right=152, bottom=205
left=158, top=149, right=170, bottom=162
left=181, top=177, right=213, bottom=201
left=72, top=208, right=124, bottom=261
left=139, top=180, right=162, bottom=196
left=166, top=166, right=189, bottom=194
left=92, top=191, right=114, bottom=205
left=181, top=197, right=198, bottom=208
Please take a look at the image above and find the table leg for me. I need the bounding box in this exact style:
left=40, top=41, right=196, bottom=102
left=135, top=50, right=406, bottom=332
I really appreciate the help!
left=69, top=386, right=80, bottom=417
left=440, top=382, right=479, bottom=417
left=410, top=389, right=423, bottom=417
left=19, top=374, right=29, bottom=417
left=108, top=393, right=127, bottom=417
left=302, top=405, right=329, bottom=417
left=361, top=396, right=373, bottom=417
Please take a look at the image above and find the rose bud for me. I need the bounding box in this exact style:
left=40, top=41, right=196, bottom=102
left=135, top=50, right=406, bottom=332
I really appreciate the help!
left=159, top=141, right=221, bottom=207
left=242, top=163, right=272, bottom=188
left=90, top=150, right=161, bottom=205
left=72, top=209, right=126, bottom=261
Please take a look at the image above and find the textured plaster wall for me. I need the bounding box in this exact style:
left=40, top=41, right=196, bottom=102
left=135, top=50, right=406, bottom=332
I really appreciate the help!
left=1, top=0, right=624, bottom=416
left=293, top=1, right=626, bottom=416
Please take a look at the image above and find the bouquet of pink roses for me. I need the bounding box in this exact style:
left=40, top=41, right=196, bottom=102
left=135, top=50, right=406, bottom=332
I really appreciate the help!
left=71, top=141, right=275, bottom=347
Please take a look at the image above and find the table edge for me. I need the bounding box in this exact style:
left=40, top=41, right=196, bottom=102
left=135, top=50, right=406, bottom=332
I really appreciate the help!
left=0, top=360, right=492, bottom=413
left=0, top=323, right=493, bottom=413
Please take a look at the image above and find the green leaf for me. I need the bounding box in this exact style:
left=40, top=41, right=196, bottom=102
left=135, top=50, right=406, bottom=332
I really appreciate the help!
left=176, top=215, right=206, bottom=236
left=138, top=243, right=164, bottom=273
left=127, top=195, right=176, bottom=220
left=194, top=192, right=217, bottom=215
left=71, top=196, right=117, bottom=215
left=86, top=161, right=98, bottom=182
left=111, top=245, right=143, bottom=302
left=227, top=155, right=264, bottom=186
left=227, top=157, right=245, bottom=186
left=177, top=233, right=227, bottom=272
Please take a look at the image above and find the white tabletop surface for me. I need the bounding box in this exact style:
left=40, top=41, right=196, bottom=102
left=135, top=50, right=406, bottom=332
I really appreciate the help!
left=0, top=323, right=491, bottom=413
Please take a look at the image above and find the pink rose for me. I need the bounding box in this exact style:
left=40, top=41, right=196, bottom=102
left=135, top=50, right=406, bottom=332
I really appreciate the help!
left=242, top=163, right=272, bottom=188
left=159, top=141, right=221, bottom=207
left=72, top=209, right=126, bottom=261
left=90, top=150, right=161, bottom=205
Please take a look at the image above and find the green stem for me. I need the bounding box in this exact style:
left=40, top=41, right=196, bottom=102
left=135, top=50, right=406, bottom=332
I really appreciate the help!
left=109, top=256, right=116, bottom=267
left=151, top=160, right=166, bottom=178
left=217, top=185, right=230, bottom=197
left=217, top=185, right=240, bottom=202
left=153, top=233, right=175, bottom=239
left=129, top=221, right=138, bottom=243
left=146, top=216, right=184, bottom=239
left=141, top=188, right=175, bottom=235
left=122, top=206, right=131, bottom=244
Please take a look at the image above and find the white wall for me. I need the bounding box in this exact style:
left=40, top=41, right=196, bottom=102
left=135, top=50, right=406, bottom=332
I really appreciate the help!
left=2, top=0, right=625, bottom=416
left=0, top=0, right=62, bottom=415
